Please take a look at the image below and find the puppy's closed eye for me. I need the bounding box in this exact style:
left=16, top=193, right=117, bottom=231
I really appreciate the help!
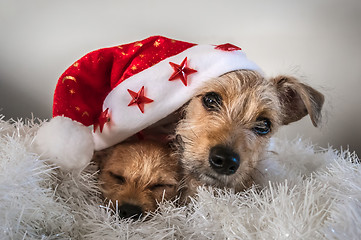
left=148, top=183, right=176, bottom=191
left=109, top=172, right=126, bottom=184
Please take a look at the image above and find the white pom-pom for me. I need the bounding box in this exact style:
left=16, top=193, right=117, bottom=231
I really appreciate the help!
left=34, top=116, right=94, bottom=171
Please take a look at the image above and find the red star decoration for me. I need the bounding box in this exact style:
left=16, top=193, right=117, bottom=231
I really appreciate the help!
left=94, top=108, right=110, bottom=133
left=215, top=43, right=242, bottom=51
left=169, top=57, right=197, bottom=86
left=127, top=86, right=154, bottom=113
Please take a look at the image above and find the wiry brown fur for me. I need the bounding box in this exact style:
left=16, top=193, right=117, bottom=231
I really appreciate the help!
left=95, top=140, right=180, bottom=216
left=175, top=70, right=324, bottom=200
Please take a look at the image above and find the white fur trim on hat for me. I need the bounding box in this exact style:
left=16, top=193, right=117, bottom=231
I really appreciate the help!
left=93, top=44, right=261, bottom=150
left=35, top=116, right=94, bottom=171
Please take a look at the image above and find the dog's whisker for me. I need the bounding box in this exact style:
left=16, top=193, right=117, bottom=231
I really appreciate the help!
left=253, top=167, right=265, bottom=178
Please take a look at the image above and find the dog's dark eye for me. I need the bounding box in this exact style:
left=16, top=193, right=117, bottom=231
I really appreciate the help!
left=202, top=92, right=222, bottom=111
left=253, top=117, right=271, bottom=135
left=110, top=172, right=126, bottom=184
left=148, top=183, right=175, bottom=191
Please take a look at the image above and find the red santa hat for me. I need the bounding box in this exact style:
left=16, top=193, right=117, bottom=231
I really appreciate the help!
left=35, top=36, right=261, bottom=171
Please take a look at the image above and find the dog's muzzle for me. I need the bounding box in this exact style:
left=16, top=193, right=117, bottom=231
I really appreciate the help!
left=209, top=145, right=240, bottom=175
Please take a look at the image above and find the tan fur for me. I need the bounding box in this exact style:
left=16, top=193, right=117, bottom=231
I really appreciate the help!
left=95, top=140, right=180, bottom=217
left=175, top=70, right=324, bottom=200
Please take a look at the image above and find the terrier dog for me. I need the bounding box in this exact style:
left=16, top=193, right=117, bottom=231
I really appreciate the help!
left=95, top=140, right=180, bottom=220
left=175, top=69, right=324, bottom=200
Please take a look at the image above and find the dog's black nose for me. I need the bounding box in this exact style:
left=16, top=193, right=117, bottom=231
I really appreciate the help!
left=209, top=145, right=240, bottom=175
left=118, top=203, right=143, bottom=220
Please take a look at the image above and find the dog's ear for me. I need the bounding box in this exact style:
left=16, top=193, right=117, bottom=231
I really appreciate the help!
left=92, top=147, right=114, bottom=170
left=271, top=75, right=324, bottom=127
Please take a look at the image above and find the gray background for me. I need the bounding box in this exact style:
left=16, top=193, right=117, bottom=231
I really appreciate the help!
left=1, top=0, right=360, bottom=156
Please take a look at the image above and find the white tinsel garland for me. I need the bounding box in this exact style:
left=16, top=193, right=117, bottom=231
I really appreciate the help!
left=0, top=116, right=360, bottom=240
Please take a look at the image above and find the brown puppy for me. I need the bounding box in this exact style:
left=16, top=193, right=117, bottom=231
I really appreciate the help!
left=95, top=140, right=180, bottom=219
left=175, top=70, right=324, bottom=200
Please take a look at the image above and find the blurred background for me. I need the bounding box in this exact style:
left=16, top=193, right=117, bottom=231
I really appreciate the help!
left=0, top=0, right=360, bottom=155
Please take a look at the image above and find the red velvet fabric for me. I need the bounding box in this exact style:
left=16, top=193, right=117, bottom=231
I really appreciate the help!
left=53, top=36, right=196, bottom=126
